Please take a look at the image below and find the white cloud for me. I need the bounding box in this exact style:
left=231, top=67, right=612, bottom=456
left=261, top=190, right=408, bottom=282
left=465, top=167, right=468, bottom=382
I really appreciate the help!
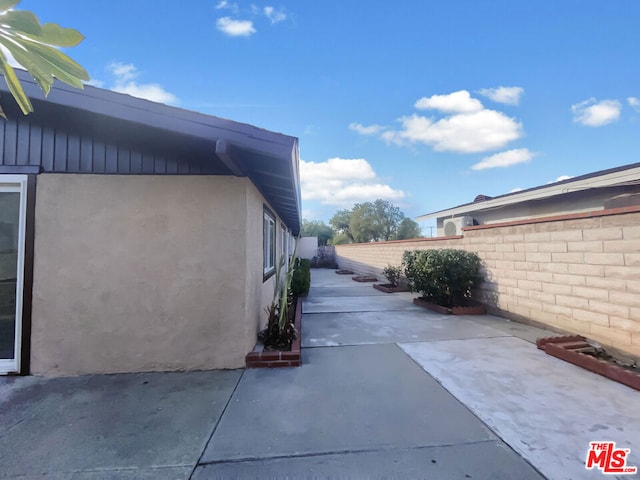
left=510, top=187, right=523, bottom=193
left=106, top=62, right=178, bottom=105
left=113, top=83, right=178, bottom=105
left=301, top=209, right=317, bottom=220
left=571, top=98, right=621, bottom=127
left=349, top=122, right=385, bottom=135
left=300, top=157, right=405, bottom=207
left=628, top=97, right=640, bottom=112
left=478, top=86, right=524, bottom=105
left=352, top=90, right=524, bottom=154
left=264, top=6, right=286, bottom=23
left=215, top=1, right=239, bottom=12
left=383, top=110, right=523, bottom=153
left=415, top=90, right=483, bottom=113
left=86, top=79, right=105, bottom=88
left=216, top=16, right=256, bottom=36
left=471, top=148, right=535, bottom=171
left=549, top=175, right=573, bottom=183
left=108, top=62, right=136, bottom=81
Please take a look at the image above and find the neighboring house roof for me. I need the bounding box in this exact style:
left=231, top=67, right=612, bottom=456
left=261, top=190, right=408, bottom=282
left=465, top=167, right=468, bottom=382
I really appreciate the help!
left=0, top=70, right=301, bottom=234
left=417, top=162, right=640, bottom=221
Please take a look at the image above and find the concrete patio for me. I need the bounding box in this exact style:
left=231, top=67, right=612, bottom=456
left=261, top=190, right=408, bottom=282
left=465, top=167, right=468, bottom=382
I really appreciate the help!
left=1, top=268, right=638, bottom=479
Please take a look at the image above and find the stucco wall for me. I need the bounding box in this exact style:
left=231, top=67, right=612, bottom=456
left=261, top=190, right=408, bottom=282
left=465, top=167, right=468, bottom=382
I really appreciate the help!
left=336, top=209, right=640, bottom=358
left=296, top=237, right=318, bottom=260
left=436, top=186, right=640, bottom=236
left=31, top=174, right=274, bottom=375
left=243, top=181, right=279, bottom=351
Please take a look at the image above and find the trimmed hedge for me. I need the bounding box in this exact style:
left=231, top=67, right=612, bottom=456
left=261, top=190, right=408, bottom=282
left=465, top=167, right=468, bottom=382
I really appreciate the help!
left=402, top=249, right=481, bottom=308
left=292, top=258, right=311, bottom=296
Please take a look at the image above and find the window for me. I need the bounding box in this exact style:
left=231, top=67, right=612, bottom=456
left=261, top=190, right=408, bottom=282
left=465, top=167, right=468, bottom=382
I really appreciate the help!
left=263, top=208, right=276, bottom=278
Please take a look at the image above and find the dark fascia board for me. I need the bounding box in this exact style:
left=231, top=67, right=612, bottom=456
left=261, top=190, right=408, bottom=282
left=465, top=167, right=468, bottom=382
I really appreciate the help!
left=289, top=137, right=302, bottom=234
left=4, top=70, right=297, bottom=161
left=418, top=161, right=640, bottom=220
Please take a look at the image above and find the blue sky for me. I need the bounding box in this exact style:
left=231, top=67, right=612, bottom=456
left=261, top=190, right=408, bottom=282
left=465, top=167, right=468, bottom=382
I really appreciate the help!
left=17, top=0, right=640, bottom=232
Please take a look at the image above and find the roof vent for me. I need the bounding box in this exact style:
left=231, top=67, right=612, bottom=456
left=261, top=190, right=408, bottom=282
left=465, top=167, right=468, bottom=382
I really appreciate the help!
left=474, top=194, right=492, bottom=202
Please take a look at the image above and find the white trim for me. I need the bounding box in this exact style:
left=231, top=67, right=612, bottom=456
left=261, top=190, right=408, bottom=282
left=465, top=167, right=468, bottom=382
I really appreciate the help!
left=263, top=210, right=276, bottom=275
left=417, top=165, right=640, bottom=221
left=280, top=223, right=288, bottom=271
left=0, top=175, right=28, bottom=374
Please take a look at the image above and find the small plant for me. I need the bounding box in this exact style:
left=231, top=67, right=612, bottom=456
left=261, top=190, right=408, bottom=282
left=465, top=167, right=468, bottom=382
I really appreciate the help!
left=402, top=249, right=481, bottom=307
left=260, top=251, right=299, bottom=350
left=382, top=264, right=403, bottom=287
left=292, top=258, right=311, bottom=296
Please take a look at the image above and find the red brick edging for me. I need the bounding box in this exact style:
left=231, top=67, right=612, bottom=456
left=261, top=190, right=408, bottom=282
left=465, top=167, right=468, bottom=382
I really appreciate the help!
left=352, top=275, right=378, bottom=282
left=413, top=297, right=487, bottom=315
left=245, top=297, right=302, bottom=368
left=536, top=335, right=640, bottom=391
left=373, top=284, right=410, bottom=293
left=335, top=269, right=354, bottom=275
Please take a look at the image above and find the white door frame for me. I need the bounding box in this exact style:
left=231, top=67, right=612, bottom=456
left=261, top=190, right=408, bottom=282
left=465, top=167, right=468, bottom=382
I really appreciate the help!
left=0, top=175, right=28, bottom=374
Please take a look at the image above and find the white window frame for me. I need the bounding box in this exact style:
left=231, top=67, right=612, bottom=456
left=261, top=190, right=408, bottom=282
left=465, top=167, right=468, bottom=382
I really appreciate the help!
left=263, top=208, right=276, bottom=278
left=0, top=175, right=28, bottom=375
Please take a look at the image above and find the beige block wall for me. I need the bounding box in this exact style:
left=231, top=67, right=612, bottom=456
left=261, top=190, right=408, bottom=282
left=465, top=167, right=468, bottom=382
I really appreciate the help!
left=31, top=174, right=280, bottom=375
left=335, top=211, right=640, bottom=358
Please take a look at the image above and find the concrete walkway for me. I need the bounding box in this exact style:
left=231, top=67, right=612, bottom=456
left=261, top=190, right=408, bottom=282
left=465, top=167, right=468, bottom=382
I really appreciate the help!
left=1, top=269, right=638, bottom=479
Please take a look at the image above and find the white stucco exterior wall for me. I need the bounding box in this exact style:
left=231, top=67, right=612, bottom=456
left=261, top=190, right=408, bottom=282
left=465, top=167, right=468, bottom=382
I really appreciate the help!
left=296, top=237, right=318, bottom=260
left=30, top=174, right=283, bottom=376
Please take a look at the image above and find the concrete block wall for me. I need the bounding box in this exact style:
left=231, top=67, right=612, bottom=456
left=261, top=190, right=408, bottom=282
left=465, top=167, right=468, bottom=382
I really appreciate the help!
left=334, top=208, right=640, bottom=358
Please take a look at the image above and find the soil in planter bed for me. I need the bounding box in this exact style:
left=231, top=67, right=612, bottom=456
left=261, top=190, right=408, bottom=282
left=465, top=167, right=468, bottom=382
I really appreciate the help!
left=421, top=297, right=482, bottom=308
left=582, top=347, right=638, bottom=374
left=374, top=283, right=409, bottom=292
left=259, top=296, right=298, bottom=352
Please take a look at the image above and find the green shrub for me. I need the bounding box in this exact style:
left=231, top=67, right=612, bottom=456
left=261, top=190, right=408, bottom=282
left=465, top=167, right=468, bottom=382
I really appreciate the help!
left=402, top=249, right=481, bottom=307
left=382, top=264, right=403, bottom=287
left=292, top=257, right=311, bottom=296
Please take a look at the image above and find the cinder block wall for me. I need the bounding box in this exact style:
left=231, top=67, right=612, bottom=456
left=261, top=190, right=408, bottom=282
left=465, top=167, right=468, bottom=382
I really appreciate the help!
left=334, top=209, right=640, bottom=357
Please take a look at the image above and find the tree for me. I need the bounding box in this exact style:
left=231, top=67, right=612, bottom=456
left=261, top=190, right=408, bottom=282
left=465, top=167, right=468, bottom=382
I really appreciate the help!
left=348, top=199, right=404, bottom=243
left=329, top=209, right=354, bottom=243
left=349, top=202, right=381, bottom=243
left=300, top=219, right=334, bottom=246
left=330, top=232, right=351, bottom=245
left=395, top=217, right=422, bottom=240
left=0, top=0, right=89, bottom=118
left=328, top=199, right=415, bottom=243
left=373, top=199, right=403, bottom=241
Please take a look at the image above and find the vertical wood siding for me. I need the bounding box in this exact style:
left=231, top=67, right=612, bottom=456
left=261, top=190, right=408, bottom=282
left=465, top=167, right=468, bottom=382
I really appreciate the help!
left=0, top=117, right=220, bottom=175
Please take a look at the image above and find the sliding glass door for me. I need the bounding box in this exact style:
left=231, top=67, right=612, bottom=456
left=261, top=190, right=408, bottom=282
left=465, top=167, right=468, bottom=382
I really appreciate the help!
left=0, top=176, right=27, bottom=374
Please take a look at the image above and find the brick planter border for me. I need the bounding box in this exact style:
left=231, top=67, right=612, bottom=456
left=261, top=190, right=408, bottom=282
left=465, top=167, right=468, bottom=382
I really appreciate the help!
left=335, top=269, right=354, bottom=275
left=535, top=335, right=588, bottom=350
left=413, top=297, right=487, bottom=315
left=352, top=275, right=378, bottom=282
left=537, top=336, right=640, bottom=391
left=246, top=297, right=302, bottom=368
left=373, top=283, right=410, bottom=293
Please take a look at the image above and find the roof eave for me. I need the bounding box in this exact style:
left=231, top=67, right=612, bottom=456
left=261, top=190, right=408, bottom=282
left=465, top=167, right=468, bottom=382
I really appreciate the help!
left=2, top=71, right=302, bottom=232
left=416, top=163, right=640, bottom=221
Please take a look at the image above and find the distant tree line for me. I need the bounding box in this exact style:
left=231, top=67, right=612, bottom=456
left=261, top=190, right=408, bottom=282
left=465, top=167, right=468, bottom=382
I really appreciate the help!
left=300, top=199, right=422, bottom=245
